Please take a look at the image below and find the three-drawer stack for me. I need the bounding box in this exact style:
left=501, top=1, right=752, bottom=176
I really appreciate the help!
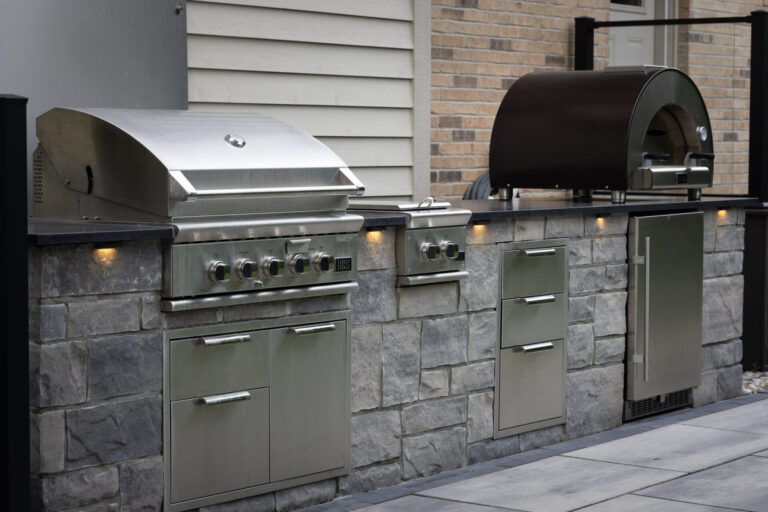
left=495, top=240, right=568, bottom=437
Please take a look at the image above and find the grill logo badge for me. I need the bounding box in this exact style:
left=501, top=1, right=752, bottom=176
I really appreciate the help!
left=334, top=257, right=352, bottom=272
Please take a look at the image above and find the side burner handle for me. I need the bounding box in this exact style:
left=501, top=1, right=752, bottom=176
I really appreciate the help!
left=524, top=248, right=556, bottom=257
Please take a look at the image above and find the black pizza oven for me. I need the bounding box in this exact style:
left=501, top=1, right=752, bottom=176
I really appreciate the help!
left=489, top=66, right=714, bottom=203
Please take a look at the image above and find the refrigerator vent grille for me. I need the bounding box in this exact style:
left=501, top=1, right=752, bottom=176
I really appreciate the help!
left=624, top=388, right=692, bottom=421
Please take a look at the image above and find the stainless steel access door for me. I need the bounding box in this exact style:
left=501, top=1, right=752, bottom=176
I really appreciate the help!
left=627, top=211, right=703, bottom=401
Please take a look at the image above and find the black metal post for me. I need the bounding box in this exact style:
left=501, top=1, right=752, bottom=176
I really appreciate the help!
left=0, top=94, right=29, bottom=511
left=574, top=17, right=595, bottom=70
left=749, top=11, right=768, bottom=203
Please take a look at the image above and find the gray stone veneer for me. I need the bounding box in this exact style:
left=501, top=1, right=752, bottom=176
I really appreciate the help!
left=28, top=209, right=746, bottom=511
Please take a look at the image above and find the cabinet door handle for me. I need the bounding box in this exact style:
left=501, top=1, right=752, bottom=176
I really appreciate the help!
left=201, top=334, right=251, bottom=347
left=524, top=248, right=556, bottom=257
left=288, top=323, right=337, bottom=336
left=644, top=236, right=651, bottom=382
left=520, top=342, right=555, bottom=353
left=200, top=391, right=251, bottom=406
left=523, top=295, right=556, bottom=305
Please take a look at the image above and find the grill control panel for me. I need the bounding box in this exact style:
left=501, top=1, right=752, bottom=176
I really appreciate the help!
left=164, top=234, right=357, bottom=298
left=396, top=226, right=466, bottom=278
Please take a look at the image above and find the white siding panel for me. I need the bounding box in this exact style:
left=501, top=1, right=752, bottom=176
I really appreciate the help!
left=190, top=104, right=413, bottom=138
left=193, top=0, right=414, bottom=21
left=354, top=167, right=414, bottom=196
left=318, top=138, right=413, bottom=167
left=189, top=70, right=413, bottom=108
left=187, top=2, right=414, bottom=49
left=188, top=36, right=413, bottom=79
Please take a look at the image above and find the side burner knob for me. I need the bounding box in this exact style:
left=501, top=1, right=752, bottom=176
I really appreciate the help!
left=236, top=259, right=256, bottom=280
left=420, top=242, right=439, bottom=262
left=441, top=241, right=460, bottom=261
left=208, top=261, right=231, bottom=283
left=289, top=254, right=307, bottom=275
left=312, top=252, right=334, bottom=273
left=261, top=257, right=285, bottom=278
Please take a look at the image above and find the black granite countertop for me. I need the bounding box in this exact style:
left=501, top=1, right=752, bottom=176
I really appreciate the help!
left=28, top=220, right=175, bottom=246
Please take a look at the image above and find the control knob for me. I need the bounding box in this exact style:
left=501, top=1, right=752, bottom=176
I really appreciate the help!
left=288, top=254, right=307, bottom=275
left=236, top=259, right=256, bottom=280
left=441, top=241, right=460, bottom=261
left=261, top=257, right=285, bottom=278
left=312, top=252, right=334, bottom=273
left=208, top=261, right=231, bottom=283
left=420, top=242, right=439, bottom=262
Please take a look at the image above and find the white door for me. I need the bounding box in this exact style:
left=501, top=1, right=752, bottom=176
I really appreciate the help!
left=609, top=0, right=656, bottom=66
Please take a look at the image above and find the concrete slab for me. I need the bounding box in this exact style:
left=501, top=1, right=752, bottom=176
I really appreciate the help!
left=637, top=456, right=768, bottom=512
left=417, top=456, right=683, bottom=512
left=577, top=494, right=735, bottom=511
left=356, top=495, right=519, bottom=512
left=564, top=424, right=768, bottom=472
left=682, top=400, right=768, bottom=435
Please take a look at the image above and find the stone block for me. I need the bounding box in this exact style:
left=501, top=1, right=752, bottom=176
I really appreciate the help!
left=514, top=217, right=545, bottom=241
left=422, top=316, right=468, bottom=368
left=585, top=213, right=628, bottom=236
left=30, top=410, right=65, bottom=474
left=716, top=207, right=739, bottom=226
left=420, top=369, right=449, bottom=399
left=352, top=270, right=397, bottom=324
left=703, top=276, right=743, bottom=344
left=717, top=364, right=743, bottom=400
left=66, top=396, right=161, bottom=469
left=569, top=238, right=592, bottom=266
left=468, top=311, right=497, bottom=361
left=594, top=336, right=625, bottom=364
left=519, top=425, right=564, bottom=452
left=703, top=251, right=743, bottom=278
left=703, top=209, right=716, bottom=252
left=382, top=322, right=420, bottom=406
left=28, top=248, right=42, bottom=298
left=164, top=307, right=219, bottom=328
left=693, top=369, right=718, bottom=407
left=734, top=339, right=743, bottom=364
left=68, top=297, right=140, bottom=337
left=467, top=220, right=514, bottom=245
left=403, top=427, right=466, bottom=479
left=450, top=360, right=495, bottom=394
left=605, top=264, right=628, bottom=290
left=40, top=240, right=162, bottom=298
left=221, top=301, right=289, bottom=322
left=199, top=494, right=275, bottom=512
left=351, top=324, right=382, bottom=412
left=339, top=462, right=402, bottom=496
left=88, top=332, right=162, bottom=400
left=715, top=225, right=745, bottom=252
left=569, top=267, right=605, bottom=295
left=459, top=244, right=499, bottom=311
left=592, top=237, right=627, bottom=264
left=37, top=466, right=118, bottom=511
left=357, top=227, right=396, bottom=270
left=402, top=396, right=467, bottom=435
left=32, top=341, right=87, bottom=408
left=40, top=304, right=67, bottom=341
left=593, top=292, right=627, bottom=337
left=120, top=455, right=163, bottom=512
left=738, top=207, right=746, bottom=225
left=702, top=342, right=735, bottom=370
left=467, top=391, right=494, bottom=443
left=566, top=364, right=624, bottom=438
left=567, top=324, right=594, bottom=369
left=275, top=479, right=336, bottom=512
left=350, top=410, right=401, bottom=467
left=398, top=282, right=458, bottom=319
left=569, top=296, right=595, bottom=322
left=545, top=215, right=584, bottom=239
left=468, top=436, right=519, bottom=464
left=140, top=295, right=161, bottom=330
left=289, top=294, right=350, bottom=315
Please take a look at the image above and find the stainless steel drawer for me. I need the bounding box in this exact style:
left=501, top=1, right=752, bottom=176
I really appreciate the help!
left=501, top=293, right=566, bottom=348
left=501, top=246, right=566, bottom=298
left=170, top=330, right=269, bottom=401
left=170, top=387, right=269, bottom=503
left=498, top=340, right=565, bottom=431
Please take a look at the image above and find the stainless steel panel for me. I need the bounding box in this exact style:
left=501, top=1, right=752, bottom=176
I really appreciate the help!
left=501, top=293, right=566, bottom=348
left=501, top=246, right=566, bottom=298
left=498, top=340, right=565, bottom=431
left=170, top=387, right=269, bottom=503
left=270, top=321, right=348, bottom=482
left=396, top=226, right=467, bottom=276
left=630, top=166, right=712, bottom=190
left=170, top=330, right=268, bottom=401
left=627, top=212, right=703, bottom=401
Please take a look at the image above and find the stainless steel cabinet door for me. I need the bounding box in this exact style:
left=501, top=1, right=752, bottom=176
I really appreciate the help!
left=628, top=212, right=703, bottom=401
left=501, top=293, right=567, bottom=348
left=501, top=246, right=566, bottom=298
left=269, top=320, right=348, bottom=482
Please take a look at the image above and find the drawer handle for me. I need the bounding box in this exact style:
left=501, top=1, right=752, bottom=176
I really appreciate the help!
left=288, top=323, right=337, bottom=336
left=520, top=342, right=555, bottom=353
left=200, top=391, right=251, bottom=406
left=201, top=334, right=251, bottom=347
left=524, top=248, right=556, bottom=257
left=523, top=295, right=556, bottom=305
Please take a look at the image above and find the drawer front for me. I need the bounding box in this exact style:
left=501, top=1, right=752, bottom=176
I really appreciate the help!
left=170, top=387, right=269, bottom=503
left=498, top=340, right=565, bottom=431
left=170, top=330, right=269, bottom=401
left=501, top=293, right=566, bottom=348
left=502, top=246, right=566, bottom=298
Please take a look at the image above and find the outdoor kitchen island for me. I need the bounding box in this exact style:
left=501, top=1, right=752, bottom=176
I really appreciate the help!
left=27, top=194, right=755, bottom=511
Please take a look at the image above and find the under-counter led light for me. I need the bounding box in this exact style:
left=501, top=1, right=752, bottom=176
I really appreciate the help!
left=92, top=246, right=118, bottom=265
left=717, top=208, right=728, bottom=218
left=366, top=228, right=383, bottom=242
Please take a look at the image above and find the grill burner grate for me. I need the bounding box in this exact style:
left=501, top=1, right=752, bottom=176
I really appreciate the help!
left=624, top=388, right=693, bottom=422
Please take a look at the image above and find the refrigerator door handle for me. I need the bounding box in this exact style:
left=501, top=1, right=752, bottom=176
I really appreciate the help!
left=644, top=236, right=651, bottom=382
